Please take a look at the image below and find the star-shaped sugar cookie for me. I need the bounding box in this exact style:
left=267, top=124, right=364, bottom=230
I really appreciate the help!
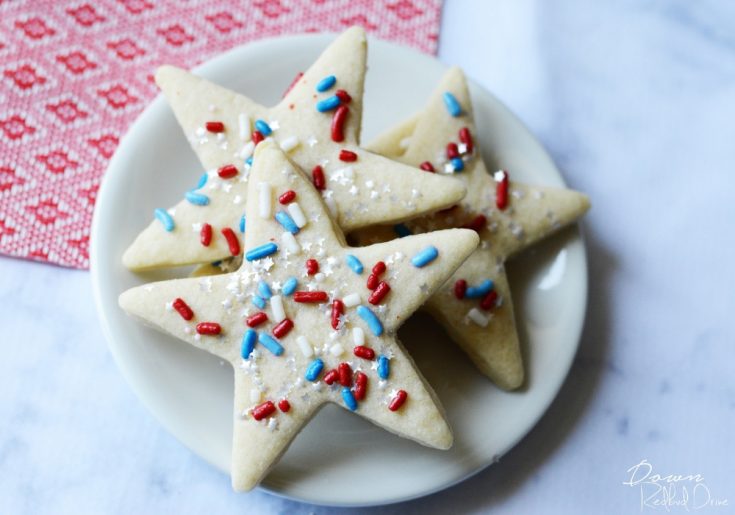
left=119, top=140, right=479, bottom=491
left=356, top=68, right=590, bottom=390
left=122, top=27, right=466, bottom=270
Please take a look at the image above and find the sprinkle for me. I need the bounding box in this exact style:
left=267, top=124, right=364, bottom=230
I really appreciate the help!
left=480, top=290, right=499, bottom=310
left=200, top=223, right=212, bottom=246
left=239, top=140, right=255, bottom=159
left=331, top=299, right=344, bottom=329
left=305, top=358, right=324, bottom=381
left=338, top=149, right=357, bottom=162
left=245, top=242, right=278, bottom=261
left=251, top=130, right=264, bottom=145
left=338, top=362, right=353, bottom=387
left=352, top=327, right=365, bottom=346
left=451, top=157, right=464, bottom=172
left=218, top=164, right=238, bottom=179
left=258, top=182, right=272, bottom=219
left=495, top=170, right=509, bottom=210
left=324, top=369, right=339, bottom=385
left=388, top=390, right=408, bottom=411
left=446, top=142, right=459, bottom=159
left=278, top=190, right=296, bottom=204
left=281, top=231, right=301, bottom=254
left=316, top=75, right=336, bottom=92
left=353, top=345, right=375, bottom=360
left=306, top=259, right=319, bottom=275
left=454, top=279, right=467, bottom=299
left=275, top=211, right=299, bottom=234
left=254, top=119, right=272, bottom=136
left=185, top=191, right=210, bottom=206
left=465, top=279, right=493, bottom=299
left=172, top=298, right=194, bottom=320
left=293, top=291, right=328, bottom=303
left=377, top=355, right=390, bottom=380
left=312, top=165, right=326, bottom=190
left=282, top=277, right=298, bottom=296
left=329, top=343, right=344, bottom=356
left=246, top=311, right=268, bottom=327
left=419, top=161, right=435, bottom=173
left=366, top=273, right=379, bottom=290
left=342, top=387, right=357, bottom=411
left=278, top=399, right=290, bottom=412
left=463, top=214, right=487, bottom=233
left=356, top=306, right=383, bottom=336
left=195, top=172, right=208, bottom=189
left=258, top=332, right=284, bottom=356
left=354, top=372, right=367, bottom=400
left=239, top=215, right=246, bottom=233
left=252, top=295, right=266, bottom=309
left=196, top=322, right=221, bottom=335
left=316, top=95, right=340, bottom=112
left=154, top=208, right=175, bottom=232
left=343, top=293, right=360, bottom=307
left=393, top=223, right=412, bottom=238
left=331, top=105, right=349, bottom=142
left=241, top=329, right=257, bottom=359
left=368, top=281, right=391, bottom=304
left=221, top=227, right=241, bottom=256
left=467, top=307, right=489, bottom=327
left=443, top=92, right=462, bottom=117
left=279, top=136, right=299, bottom=153
left=238, top=113, right=250, bottom=139
left=335, top=89, right=351, bottom=104
left=283, top=71, right=303, bottom=97
left=245, top=156, right=253, bottom=167
left=372, top=261, right=386, bottom=275
left=459, top=127, right=473, bottom=153
left=287, top=203, right=307, bottom=228
left=345, top=254, right=363, bottom=274
left=252, top=400, right=277, bottom=421
left=272, top=318, right=293, bottom=338
left=257, top=280, right=272, bottom=299
left=296, top=336, right=313, bottom=357
left=205, top=121, right=225, bottom=133
left=267, top=295, right=285, bottom=323
left=411, top=246, right=438, bottom=267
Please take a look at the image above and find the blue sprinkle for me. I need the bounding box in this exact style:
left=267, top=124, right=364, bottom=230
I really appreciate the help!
left=275, top=211, right=299, bottom=235
left=254, top=119, right=272, bottom=136
left=345, top=254, right=364, bottom=274
left=451, top=157, right=464, bottom=172
left=245, top=156, right=253, bottom=167
left=195, top=172, right=208, bottom=189
left=252, top=295, right=266, bottom=309
left=443, top=91, right=462, bottom=117
left=377, top=355, right=390, bottom=380
left=257, top=280, right=272, bottom=299
left=316, top=95, right=341, bottom=112
left=305, top=358, right=324, bottom=381
left=241, top=329, right=257, bottom=359
left=211, top=260, right=222, bottom=267
left=316, top=75, right=336, bottom=92
left=393, top=223, right=412, bottom=238
left=282, top=277, right=298, bottom=296
left=245, top=242, right=278, bottom=261
left=185, top=190, right=210, bottom=206
left=342, top=387, right=357, bottom=411
left=239, top=214, right=246, bottom=233
left=154, top=208, right=175, bottom=232
left=258, top=333, right=284, bottom=356
left=465, top=279, right=494, bottom=299
left=357, top=305, right=383, bottom=336
left=411, top=246, right=439, bottom=268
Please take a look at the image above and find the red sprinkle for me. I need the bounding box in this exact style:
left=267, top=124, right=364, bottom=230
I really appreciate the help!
left=312, top=165, right=326, bottom=190
left=252, top=400, right=276, bottom=421
left=339, top=149, right=357, bottom=162
left=196, top=322, right=221, bottom=336
left=305, top=258, right=319, bottom=275
left=331, top=105, right=349, bottom=143
left=252, top=130, right=264, bottom=145
left=293, top=291, right=328, bottom=303
left=331, top=300, right=344, bottom=330
left=446, top=142, right=459, bottom=159
left=459, top=127, right=473, bottom=153
left=368, top=281, right=391, bottom=305
left=496, top=171, right=509, bottom=210
left=278, top=190, right=296, bottom=204
left=372, top=261, right=386, bottom=275
left=480, top=290, right=499, bottom=311
left=278, top=399, right=291, bottom=412
left=272, top=318, right=294, bottom=338
left=454, top=279, right=467, bottom=299
left=172, top=298, right=194, bottom=321
left=419, top=161, right=435, bottom=173
left=221, top=227, right=241, bottom=256
left=353, top=345, right=375, bottom=360
left=282, top=71, right=303, bottom=98
left=463, top=214, right=487, bottom=233
left=200, top=223, right=212, bottom=247
left=246, top=312, right=268, bottom=328
left=389, top=390, right=408, bottom=411
left=354, top=372, right=368, bottom=400
left=217, top=164, right=238, bottom=179
left=205, top=121, right=224, bottom=133
left=338, top=362, right=353, bottom=387
left=366, top=273, right=379, bottom=290
left=335, top=89, right=352, bottom=104
left=324, top=369, right=339, bottom=385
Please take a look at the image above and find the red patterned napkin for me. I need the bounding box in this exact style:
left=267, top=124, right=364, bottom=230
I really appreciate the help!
left=0, top=0, right=442, bottom=269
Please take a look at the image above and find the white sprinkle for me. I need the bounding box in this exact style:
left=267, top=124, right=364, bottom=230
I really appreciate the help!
left=269, top=120, right=280, bottom=130
left=238, top=113, right=250, bottom=140
left=343, top=293, right=360, bottom=307
left=270, top=295, right=286, bottom=323
left=267, top=418, right=278, bottom=431
left=352, top=327, right=365, bottom=346
left=258, top=182, right=271, bottom=219
left=494, top=170, right=507, bottom=182
left=399, top=137, right=411, bottom=149
left=279, top=136, right=300, bottom=153
left=250, top=389, right=261, bottom=403
left=324, top=196, right=337, bottom=217
left=335, top=166, right=354, bottom=179
left=287, top=202, right=307, bottom=228
left=307, top=135, right=318, bottom=147
left=314, top=272, right=325, bottom=283
left=467, top=308, right=489, bottom=327
left=281, top=232, right=301, bottom=254
left=233, top=195, right=242, bottom=205
left=191, top=222, right=202, bottom=232
left=239, top=140, right=255, bottom=159
left=329, top=343, right=344, bottom=356
left=297, top=336, right=313, bottom=357
left=164, top=302, right=173, bottom=312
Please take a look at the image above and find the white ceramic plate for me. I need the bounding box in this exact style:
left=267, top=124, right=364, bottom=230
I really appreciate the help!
left=90, top=33, right=587, bottom=507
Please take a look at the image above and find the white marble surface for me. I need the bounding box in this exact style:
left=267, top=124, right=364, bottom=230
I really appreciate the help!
left=2, top=0, right=734, bottom=513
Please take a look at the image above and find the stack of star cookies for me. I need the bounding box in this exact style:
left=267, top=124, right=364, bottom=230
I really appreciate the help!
left=118, top=27, right=589, bottom=491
